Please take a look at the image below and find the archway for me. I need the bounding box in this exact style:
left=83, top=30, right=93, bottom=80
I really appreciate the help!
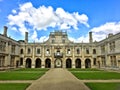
left=75, top=59, right=81, bottom=68
left=66, top=59, right=72, bottom=68
left=85, top=59, right=91, bottom=68
left=45, top=58, right=51, bottom=68
left=26, top=58, right=32, bottom=68
left=35, top=58, right=41, bottom=68
left=54, top=59, right=62, bottom=68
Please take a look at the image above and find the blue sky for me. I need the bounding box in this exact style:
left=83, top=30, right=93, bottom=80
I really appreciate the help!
left=0, top=0, right=120, bottom=42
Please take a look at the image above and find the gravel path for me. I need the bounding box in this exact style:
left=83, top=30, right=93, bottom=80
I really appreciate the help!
left=80, top=80, right=120, bottom=83
left=0, top=80, right=34, bottom=83
left=26, top=68, right=90, bottom=90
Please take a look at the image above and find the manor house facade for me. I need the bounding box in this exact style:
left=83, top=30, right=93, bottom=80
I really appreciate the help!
left=0, top=26, right=120, bottom=68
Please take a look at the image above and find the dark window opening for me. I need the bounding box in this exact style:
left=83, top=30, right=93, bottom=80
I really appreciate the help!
left=37, top=48, right=40, bottom=54
left=77, top=48, right=80, bottom=54
left=93, top=49, right=96, bottom=54
left=20, top=49, right=23, bottom=54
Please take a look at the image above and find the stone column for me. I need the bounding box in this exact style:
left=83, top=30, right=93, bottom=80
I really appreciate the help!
left=41, top=45, right=45, bottom=68
left=72, top=46, right=75, bottom=68
left=51, top=46, right=54, bottom=68
left=63, top=46, right=66, bottom=68
left=81, top=45, right=85, bottom=68
left=32, top=45, right=35, bottom=68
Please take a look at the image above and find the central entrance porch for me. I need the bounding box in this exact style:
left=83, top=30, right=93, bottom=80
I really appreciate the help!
left=54, top=58, right=62, bottom=68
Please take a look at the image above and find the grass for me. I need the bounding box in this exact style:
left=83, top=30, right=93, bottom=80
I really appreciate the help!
left=69, top=69, right=120, bottom=90
left=85, top=83, right=120, bottom=90
left=14, top=68, right=49, bottom=71
left=72, top=71, right=120, bottom=79
left=0, top=68, right=49, bottom=90
left=0, top=72, right=45, bottom=80
left=0, top=68, right=49, bottom=80
left=0, top=83, right=30, bottom=90
left=68, top=68, right=120, bottom=80
left=68, top=68, right=102, bottom=71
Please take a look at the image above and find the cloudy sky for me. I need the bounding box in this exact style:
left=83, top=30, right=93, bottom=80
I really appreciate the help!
left=0, top=0, right=120, bottom=42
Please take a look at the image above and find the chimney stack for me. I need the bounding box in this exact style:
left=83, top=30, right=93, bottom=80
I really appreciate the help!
left=25, top=32, right=28, bottom=43
left=3, top=26, right=8, bottom=37
left=89, top=32, right=93, bottom=43
left=108, top=33, right=113, bottom=38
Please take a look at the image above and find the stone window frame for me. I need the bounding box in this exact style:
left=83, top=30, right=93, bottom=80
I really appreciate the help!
left=46, top=48, right=50, bottom=54
left=76, top=48, right=80, bottom=54
left=36, top=48, right=41, bottom=54
left=86, top=48, right=89, bottom=54
left=93, top=49, right=96, bottom=54
left=27, top=48, right=31, bottom=54
left=67, top=48, right=71, bottom=54
left=20, top=48, right=24, bottom=54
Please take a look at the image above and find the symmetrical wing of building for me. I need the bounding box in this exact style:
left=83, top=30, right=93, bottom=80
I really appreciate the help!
left=0, top=26, right=120, bottom=68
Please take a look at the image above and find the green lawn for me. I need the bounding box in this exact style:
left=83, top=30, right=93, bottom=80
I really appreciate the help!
left=0, top=68, right=49, bottom=90
left=0, top=83, right=30, bottom=90
left=68, top=69, right=120, bottom=80
left=0, top=68, right=49, bottom=80
left=68, top=68, right=102, bottom=71
left=85, top=83, right=120, bottom=90
left=71, top=71, right=120, bottom=79
left=14, top=68, right=49, bottom=71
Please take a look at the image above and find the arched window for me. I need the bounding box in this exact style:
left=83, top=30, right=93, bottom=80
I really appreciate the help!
left=67, top=49, right=70, bottom=54
left=28, top=48, right=31, bottom=54
left=86, top=48, right=89, bottom=54
left=46, top=49, right=50, bottom=54
left=20, top=49, right=23, bottom=54
left=52, top=40, right=54, bottom=43
left=93, top=49, right=96, bottom=54
left=37, top=48, right=40, bottom=54
left=77, top=48, right=80, bottom=54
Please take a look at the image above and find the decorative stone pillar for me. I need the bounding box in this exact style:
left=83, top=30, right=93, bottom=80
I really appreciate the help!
left=41, top=45, right=45, bottom=68
left=81, top=45, right=85, bottom=68
left=32, top=45, right=35, bottom=68
left=72, top=46, right=75, bottom=68
left=63, top=46, right=66, bottom=68
left=51, top=46, right=54, bottom=68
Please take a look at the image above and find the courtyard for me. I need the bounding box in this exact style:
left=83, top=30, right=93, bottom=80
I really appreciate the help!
left=0, top=68, right=119, bottom=90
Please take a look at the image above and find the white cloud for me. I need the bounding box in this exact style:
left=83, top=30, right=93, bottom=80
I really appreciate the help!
left=68, top=22, right=120, bottom=43
left=7, top=2, right=120, bottom=43
left=31, top=30, right=38, bottom=41
left=91, top=22, right=120, bottom=41
left=39, top=36, right=49, bottom=42
left=69, top=35, right=89, bottom=43
left=30, top=31, right=48, bottom=42
left=11, top=27, right=17, bottom=31
left=74, top=13, right=89, bottom=28
left=12, top=9, right=17, bottom=14
left=7, top=2, right=89, bottom=41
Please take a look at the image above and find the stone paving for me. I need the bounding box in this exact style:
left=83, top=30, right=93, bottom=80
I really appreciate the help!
left=26, top=68, right=90, bottom=90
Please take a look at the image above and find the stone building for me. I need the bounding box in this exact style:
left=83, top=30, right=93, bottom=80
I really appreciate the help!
left=0, top=26, right=120, bottom=68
